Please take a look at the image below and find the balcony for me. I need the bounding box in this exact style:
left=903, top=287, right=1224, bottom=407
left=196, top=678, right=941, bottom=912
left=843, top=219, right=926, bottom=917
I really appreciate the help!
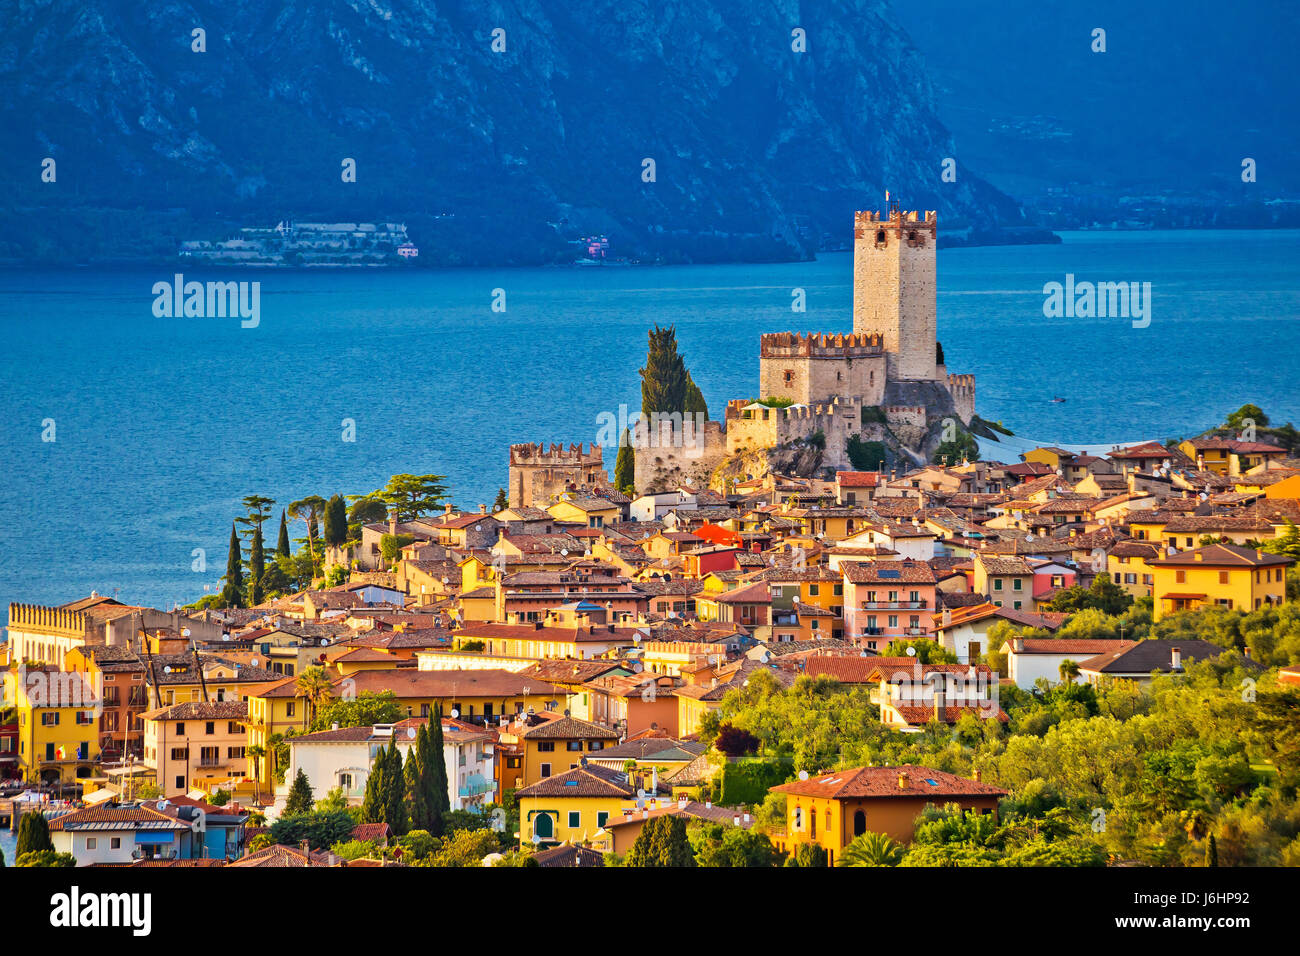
left=860, top=600, right=927, bottom=610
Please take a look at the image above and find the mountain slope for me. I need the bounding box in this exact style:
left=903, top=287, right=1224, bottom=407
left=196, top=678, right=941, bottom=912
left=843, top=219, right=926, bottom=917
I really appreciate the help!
left=0, top=0, right=1022, bottom=264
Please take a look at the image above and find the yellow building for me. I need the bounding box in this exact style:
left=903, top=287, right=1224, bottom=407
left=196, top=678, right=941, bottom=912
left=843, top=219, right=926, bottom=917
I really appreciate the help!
left=3, top=666, right=103, bottom=784
left=1147, top=543, right=1292, bottom=621
left=243, top=677, right=312, bottom=792
left=547, top=497, right=622, bottom=529
left=515, top=762, right=639, bottom=847
left=1178, top=437, right=1287, bottom=476
left=497, top=714, right=620, bottom=791
left=769, top=766, right=1006, bottom=861
left=1107, top=540, right=1160, bottom=599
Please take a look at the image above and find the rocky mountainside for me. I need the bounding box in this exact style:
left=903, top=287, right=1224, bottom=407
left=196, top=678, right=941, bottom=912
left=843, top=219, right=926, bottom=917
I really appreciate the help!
left=0, top=0, right=1022, bottom=264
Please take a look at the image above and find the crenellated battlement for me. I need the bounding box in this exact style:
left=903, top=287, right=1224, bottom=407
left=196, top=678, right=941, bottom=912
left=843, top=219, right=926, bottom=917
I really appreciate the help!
left=8, top=602, right=87, bottom=637
left=509, top=442, right=603, bottom=466
left=760, top=331, right=883, bottom=358
left=855, top=208, right=938, bottom=227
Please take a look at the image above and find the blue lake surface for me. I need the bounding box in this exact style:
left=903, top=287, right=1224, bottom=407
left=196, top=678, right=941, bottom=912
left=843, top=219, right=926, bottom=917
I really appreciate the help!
left=0, top=229, right=1297, bottom=613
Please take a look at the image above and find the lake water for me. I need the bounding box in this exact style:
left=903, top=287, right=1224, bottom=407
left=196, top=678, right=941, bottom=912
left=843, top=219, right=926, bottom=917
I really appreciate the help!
left=0, top=229, right=1297, bottom=613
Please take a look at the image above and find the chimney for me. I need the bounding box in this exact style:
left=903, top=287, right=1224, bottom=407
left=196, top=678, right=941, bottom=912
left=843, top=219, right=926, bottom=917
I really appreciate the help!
left=942, top=608, right=952, bottom=627
left=1013, top=637, right=1025, bottom=653
left=1171, top=646, right=1182, bottom=671
left=1244, top=646, right=1251, bottom=659
left=973, top=768, right=982, bottom=783
left=1194, top=552, right=1203, bottom=562
left=479, top=503, right=487, bottom=515
left=444, top=503, right=454, bottom=517
left=388, top=513, right=397, bottom=537
left=897, top=772, right=910, bottom=790
left=933, top=684, right=946, bottom=723
left=331, top=722, right=340, bottom=731
left=733, top=814, right=741, bottom=827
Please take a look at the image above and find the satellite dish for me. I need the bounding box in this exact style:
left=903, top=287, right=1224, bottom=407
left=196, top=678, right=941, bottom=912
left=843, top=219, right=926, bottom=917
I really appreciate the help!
left=561, top=549, right=568, bottom=556
left=321, top=639, right=330, bottom=646
left=407, top=727, right=417, bottom=739
left=797, top=770, right=809, bottom=781
left=531, top=833, right=542, bottom=845
left=163, top=666, right=172, bottom=674
left=474, top=525, right=482, bottom=532
left=251, top=658, right=259, bottom=666
left=906, top=647, right=917, bottom=657
left=221, top=635, right=230, bottom=642
left=450, top=709, right=460, bottom=718
left=181, top=627, right=191, bottom=637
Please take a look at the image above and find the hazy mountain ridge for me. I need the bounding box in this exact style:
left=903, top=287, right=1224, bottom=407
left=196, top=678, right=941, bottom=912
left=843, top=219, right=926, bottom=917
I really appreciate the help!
left=0, top=0, right=1022, bottom=265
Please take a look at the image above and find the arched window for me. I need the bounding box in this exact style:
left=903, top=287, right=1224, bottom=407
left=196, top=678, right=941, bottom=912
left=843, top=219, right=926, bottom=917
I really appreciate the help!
left=876, top=230, right=886, bottom=243
left=533, top=812, right=554, bottom=840
left=793, top=806, right=803, bottom=831
left=810, top=810, right=816, bottom=838
left=854, top=810, right=867, bottom=836
left=825, top=809, right=832, bottom=833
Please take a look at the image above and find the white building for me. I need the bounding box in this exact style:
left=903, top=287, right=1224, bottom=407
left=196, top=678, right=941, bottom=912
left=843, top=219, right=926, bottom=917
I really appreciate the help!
left=629, top=490, right=697, bottom=522
left=1000, top=638, right=1136, bottom=688
left=286, top=716, right=495, bottom=813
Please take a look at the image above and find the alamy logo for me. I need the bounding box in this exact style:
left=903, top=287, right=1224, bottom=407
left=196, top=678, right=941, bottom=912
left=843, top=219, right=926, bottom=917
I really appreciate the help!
left=1042, top=273, right=1151, bottom=328
left=152, top=274, right=260, bottom=328
left=50, top=887, right=152, bottom=936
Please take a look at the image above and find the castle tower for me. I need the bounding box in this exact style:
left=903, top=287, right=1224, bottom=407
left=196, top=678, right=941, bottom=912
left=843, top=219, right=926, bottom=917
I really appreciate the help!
left=852, top=205, right=939, bottom=382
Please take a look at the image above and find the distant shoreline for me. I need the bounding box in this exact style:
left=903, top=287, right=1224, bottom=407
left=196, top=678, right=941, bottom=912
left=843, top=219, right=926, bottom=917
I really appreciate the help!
left=1, top=224, right=1298, bottom=272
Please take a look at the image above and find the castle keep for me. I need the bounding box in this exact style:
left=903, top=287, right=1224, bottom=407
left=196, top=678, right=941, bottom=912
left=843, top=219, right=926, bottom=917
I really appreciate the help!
left=511, top=205, right=976, bottom=502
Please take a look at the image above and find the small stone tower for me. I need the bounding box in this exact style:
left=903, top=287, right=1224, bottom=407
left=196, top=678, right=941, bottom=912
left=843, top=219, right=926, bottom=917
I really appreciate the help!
left=507, top=443, right=609, bottom=509
left=852, top=206, right=939, bottom=382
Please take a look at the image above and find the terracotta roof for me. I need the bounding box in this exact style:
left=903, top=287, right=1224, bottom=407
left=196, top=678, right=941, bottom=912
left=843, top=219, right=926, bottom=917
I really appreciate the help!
left=331, top=668, right=561, bottom=699
left=533, top=843, right=606, bottom=867
left=772, top=765, right=1006, bottom=800
left=1077, top=638, right=1254, bottom=675
left=515, top=763, right=638, bottom=798
left=518, top=714, right=619, bottom=740
left=1148, top=543, right=1293, bottom=568
left=1008, top=639, right=1136, bottom=656
left=140, top=700, right=249, bottom=721
left=841, top=560, right=936, bottom=584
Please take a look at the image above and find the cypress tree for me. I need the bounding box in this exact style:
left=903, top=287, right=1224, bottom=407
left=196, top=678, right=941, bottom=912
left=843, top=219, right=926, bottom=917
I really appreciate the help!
left=492, top=488, right=508, bottom=512
left=426, top=707, right=450, bottom=835
left=247, top=519, right=265, bottom=606
left=360, top=746, right=387, bottom=824
left=384, top=739, right=409, bottom=836
left=640, top=325, right=689, bottom=418
left=284, top=768, right=313, bottom=815
left=276, top=510, right=291, bottom=558
left=405, top=739, right=429, bottom=832
left=684, top=373, right=709, bottom=421
left=323, top=494, right=348, bottom=547
left=221, top=522, right=244, bottom=608
left=1206, top=834, right=1219, bottom=867
left=614, top=430, right=636, bottom=497
left=15, top=812, right=53, bottom=856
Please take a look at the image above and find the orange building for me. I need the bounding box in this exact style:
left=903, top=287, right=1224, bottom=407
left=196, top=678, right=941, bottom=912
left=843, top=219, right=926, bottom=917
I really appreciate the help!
left=769, top=766, right=1006, bottom=862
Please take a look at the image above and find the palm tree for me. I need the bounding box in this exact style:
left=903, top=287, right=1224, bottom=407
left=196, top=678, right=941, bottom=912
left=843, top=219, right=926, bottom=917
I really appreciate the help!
left=288, top=495, right=327, bottom=577
left=296, top=666, right=333, bottom=726
left=247, top=744, right=266, bottom=802
left=838, top=831, right=904, bottom=867
left=1058, top=659, right=1081, bottom=685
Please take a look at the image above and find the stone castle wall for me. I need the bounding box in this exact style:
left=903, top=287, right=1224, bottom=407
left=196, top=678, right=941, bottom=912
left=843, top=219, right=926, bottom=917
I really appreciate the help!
left=631, top=418, right=728, bottom=493
left=758, top=332, right=887, bottom=407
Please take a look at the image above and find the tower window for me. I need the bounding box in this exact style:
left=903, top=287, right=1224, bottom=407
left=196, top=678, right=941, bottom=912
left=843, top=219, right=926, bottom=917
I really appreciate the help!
left=876, top=230, right=886, bottom=243
left=784, top=370, right=794, bottom=384
left=908, top=231, right=917, bottom=241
